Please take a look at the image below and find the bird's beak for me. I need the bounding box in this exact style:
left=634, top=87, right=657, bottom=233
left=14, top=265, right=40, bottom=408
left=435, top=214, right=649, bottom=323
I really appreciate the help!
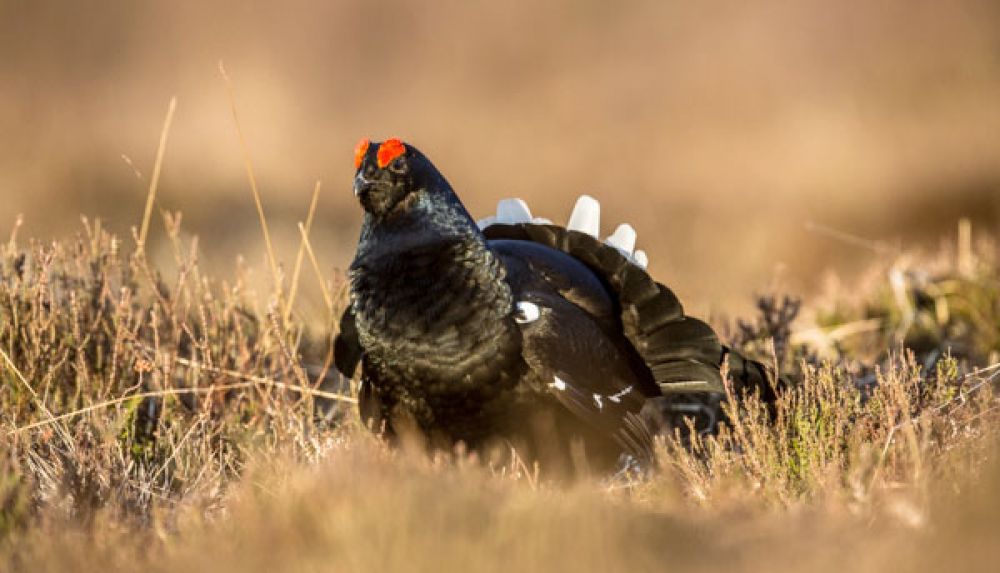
left=354, top=173, right=372, bottom=197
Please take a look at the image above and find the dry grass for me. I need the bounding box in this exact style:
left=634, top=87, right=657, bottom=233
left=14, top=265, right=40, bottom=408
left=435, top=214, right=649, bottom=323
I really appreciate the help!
left=0, top=206, right=997, bottom=571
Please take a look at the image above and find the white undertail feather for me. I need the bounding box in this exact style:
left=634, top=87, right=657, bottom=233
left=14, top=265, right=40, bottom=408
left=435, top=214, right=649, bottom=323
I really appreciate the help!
left=605, top=224, right=636, bottom=255
left=496, top=198, right=533, bottom=224
left=479, top=195, right=649, bottom=268
left=633, top=250, right=648, bottom=270
left=475, top=216, right=496, bottom=230
left=567, top=195, right=601, bottom=238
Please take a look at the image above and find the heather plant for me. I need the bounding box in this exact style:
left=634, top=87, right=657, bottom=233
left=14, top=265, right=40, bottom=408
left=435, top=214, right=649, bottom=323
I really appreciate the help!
left=0, top=211, right=996, bottom=571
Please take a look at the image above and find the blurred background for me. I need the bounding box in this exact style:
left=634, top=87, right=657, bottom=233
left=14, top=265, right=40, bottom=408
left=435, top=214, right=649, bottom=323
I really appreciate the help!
left=2, top=0, right=999, bottom=315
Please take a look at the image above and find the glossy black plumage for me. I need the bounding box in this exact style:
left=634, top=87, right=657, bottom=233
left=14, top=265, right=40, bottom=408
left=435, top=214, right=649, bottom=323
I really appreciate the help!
left=336, top=139, right=775, bottom=466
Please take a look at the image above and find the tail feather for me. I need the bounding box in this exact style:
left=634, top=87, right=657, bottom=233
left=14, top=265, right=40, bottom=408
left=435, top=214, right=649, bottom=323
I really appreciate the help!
left=634, top=286, right=685, bottom=333
left=478, top=195, right=783, bottom=402
left=567, top=195, right=601, bottom=238
left=476, top=216, right=497, bottom=231
left=605, top=223, right=637, bottom=255
left=496, top=198, right=533, bottom=224
left=725, top=349, right=782, bottom=405
left=481, top=195, right=648, bottom=268
left=633, top=250, right=648, bottom=270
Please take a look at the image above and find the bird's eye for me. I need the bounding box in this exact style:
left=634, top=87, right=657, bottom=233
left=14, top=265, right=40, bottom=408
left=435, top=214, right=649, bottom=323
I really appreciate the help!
left=389, top=156, right=407, bottom=173
left=514, top=301, right=540, bottom=324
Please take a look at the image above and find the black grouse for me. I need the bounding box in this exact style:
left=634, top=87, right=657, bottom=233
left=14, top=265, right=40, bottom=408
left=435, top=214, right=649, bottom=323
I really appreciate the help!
left=334, top=138, right=775, bottom=467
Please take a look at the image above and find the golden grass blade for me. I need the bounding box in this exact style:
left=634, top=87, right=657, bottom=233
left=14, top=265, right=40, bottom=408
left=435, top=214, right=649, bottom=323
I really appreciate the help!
left=218, top=61, right=282, bottom=295
left=9, top=383, right=253, bottom=435
left=121, top=154, right=144, bottom=180
left=7, top=214, right=23, bottom=248
left=804, top=220, right=898, bottom=255
left=9, top=359, right=357, bottom=435
left=790, top=318, right=885, bottom=347
left=137, top=96, right=177, bottom=251
left=958, top=218, right=973, bottom=276
left=284, top=180, right=322, bottom=320
left=298, top=221, right=334, bottom=314
left=166, top=352, right=354, bottom=404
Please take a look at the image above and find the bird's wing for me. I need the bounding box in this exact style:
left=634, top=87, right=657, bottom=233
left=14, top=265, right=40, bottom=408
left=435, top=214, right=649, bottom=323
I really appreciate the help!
left=482, top=195, right=782, bottom=414
left=334, top=308, right=363, bottom=378
left=518, top=291, right=652, bottom=451
left=485, top=220, right=727, bottom=395
left=493, top=243, right=657, bottom=455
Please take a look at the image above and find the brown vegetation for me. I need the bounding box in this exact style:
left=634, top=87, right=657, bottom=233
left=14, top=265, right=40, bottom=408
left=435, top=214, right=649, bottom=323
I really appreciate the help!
left=0, top=207, right=997, bottom=571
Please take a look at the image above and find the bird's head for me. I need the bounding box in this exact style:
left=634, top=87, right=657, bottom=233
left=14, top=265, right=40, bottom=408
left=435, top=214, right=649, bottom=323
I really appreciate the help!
left=352, top=138, right=447, bottom=216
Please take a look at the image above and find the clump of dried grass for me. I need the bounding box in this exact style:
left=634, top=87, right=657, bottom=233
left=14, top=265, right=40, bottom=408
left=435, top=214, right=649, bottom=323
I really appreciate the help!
left=0, top=213, right=351, bottom=528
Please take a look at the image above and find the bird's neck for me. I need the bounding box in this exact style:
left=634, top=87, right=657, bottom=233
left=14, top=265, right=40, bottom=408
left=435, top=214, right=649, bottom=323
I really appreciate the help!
left=356, top=189, right=480, bottom=257
left=349, top=190, right=517, bottom=380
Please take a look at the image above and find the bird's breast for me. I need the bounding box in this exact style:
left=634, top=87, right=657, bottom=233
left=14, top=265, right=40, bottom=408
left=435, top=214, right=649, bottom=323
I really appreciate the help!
left=350, top=240, right=522, bottom=392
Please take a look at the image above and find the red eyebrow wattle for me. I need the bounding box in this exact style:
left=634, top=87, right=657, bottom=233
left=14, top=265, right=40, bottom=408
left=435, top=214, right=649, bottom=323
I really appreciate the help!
left=354, top=138, right=371, bottom=170
left=376, top=138, right=406, bottom=168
